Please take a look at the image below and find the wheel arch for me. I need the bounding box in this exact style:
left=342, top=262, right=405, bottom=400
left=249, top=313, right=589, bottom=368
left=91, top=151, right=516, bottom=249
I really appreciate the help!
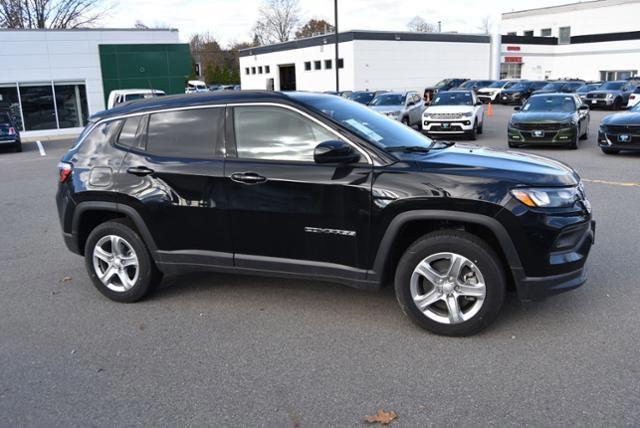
left=72, top=202, right=158, bottom=256
left=370, top=210, right=523, bottom=289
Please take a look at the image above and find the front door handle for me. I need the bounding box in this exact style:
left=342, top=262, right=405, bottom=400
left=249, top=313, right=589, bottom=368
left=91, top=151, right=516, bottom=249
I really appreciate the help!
left=230, top=172, right=267, bottom=184
left=127, top=166, right=155, bottom=176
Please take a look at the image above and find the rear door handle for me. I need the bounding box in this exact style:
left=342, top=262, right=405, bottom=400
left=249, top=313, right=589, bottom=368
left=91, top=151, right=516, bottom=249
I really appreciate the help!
left=230, top=172, right=267, bottom=184
left=127, top=166, right=155, bottom=176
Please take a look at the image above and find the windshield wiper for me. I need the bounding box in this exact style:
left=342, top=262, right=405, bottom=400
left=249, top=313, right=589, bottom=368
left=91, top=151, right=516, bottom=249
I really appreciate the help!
left=386, top=140, right=455, bottom=154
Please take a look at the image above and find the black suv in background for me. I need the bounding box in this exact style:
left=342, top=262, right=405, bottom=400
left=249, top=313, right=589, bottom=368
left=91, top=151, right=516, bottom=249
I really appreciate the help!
left=424, top=78, right=468, bottom=103
left=0, top=110, right=22, bottom=152
left=586, top=81, right=638, bottom=110
left=500, top=81, right=547, bottom=105
left=56, top=92, right=595, bottom=336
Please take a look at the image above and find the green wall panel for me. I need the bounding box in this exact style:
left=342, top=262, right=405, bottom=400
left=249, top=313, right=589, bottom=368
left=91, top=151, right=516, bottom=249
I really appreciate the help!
left=99, top=43, right=192, bottom=107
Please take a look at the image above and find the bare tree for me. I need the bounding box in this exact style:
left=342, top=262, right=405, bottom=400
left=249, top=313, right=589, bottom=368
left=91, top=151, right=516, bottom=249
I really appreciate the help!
left=252, top=0, right=301, bottom=45
left=0, top=0, right=113, bottom=29
left=477, top=16, right=490, bottom=34
left=295, top=18, right=334, bottom=39
left=407, top=16, right=437, bottom=33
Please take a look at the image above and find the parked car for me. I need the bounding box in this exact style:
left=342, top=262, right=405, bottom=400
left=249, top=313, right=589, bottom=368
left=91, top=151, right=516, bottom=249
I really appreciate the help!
left=339, top=90, right=353, bottom=98
left=626, top=87, right=640, bottom=109
left=423, top=78, right=468, bottom=103
left=456, top=80, right=496, bottom=92
left=185, top=80, right=208, bottom=93
left=585, top=80, right=638, bottom=110
left=0, top=110, right=21, bottom=152
left=348, top=91, right=385, bottom=105
left=576, top=83, right=602, bottom=103
left=369, top=91, right=425, bottom=127
left=107, top=89, right=166, bottom=109
left=598, top=102, right=640, bottom=154
left=499, top=81, right=547, bottom=105
left=532, top=80, right=585, bottom=96
left=476, top=80, right=518, bottom=103
left=508, top=93, right=590, bottom=149
left=422, top=90, right=484, bottom=139
left=56, top=91, right=595, bottom=336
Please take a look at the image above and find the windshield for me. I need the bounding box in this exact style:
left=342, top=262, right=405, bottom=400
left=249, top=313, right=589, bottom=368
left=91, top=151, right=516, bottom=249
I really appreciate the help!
left=577, top=84, right=600, bottom=92
left=458, top=81, right=476, bottom=89
left=432, top=92, right=473, bottom=106
left=522, top=96, right=576, bottom=113
left=508, top=82, right=530, bottom=91
left=348, top=92, right=375, bottom=104
left=300, top=95, right=434, bottom=149
left=541, top=83, right=563, bottom=91
left=370, top=94, right=405, bottom=106
left=601, top=82, right=625, bottom=90
left=434, top=79, right=449, bottom=88
left=0, top=113, right=11, bottom=124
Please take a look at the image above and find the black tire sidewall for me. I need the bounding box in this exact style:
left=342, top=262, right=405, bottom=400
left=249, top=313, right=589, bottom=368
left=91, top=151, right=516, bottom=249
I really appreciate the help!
left=395, top=231, right=506, bottom=336
left=84, top=221, right=157, bottom=303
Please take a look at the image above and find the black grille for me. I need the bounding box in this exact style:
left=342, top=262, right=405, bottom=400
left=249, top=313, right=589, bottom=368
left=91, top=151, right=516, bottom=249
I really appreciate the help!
left=603, top=125, right=640, bottom=134
left=587, top=93, right=606, bottom=99
left=513, top=122, right=567, bottom=131
left=428, top=125, right=464, bottom=132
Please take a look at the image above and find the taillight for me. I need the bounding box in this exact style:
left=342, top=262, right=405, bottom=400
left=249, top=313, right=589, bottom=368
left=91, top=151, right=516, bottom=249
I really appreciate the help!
left=58, top=162, right=72, bottom=183
left=631, top=95, right=637, bottom=100
left=8, top=127, right=16, bottom=135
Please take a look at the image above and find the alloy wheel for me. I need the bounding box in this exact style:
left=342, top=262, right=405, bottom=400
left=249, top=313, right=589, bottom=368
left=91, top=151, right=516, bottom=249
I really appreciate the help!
left=410, top=252, right=486, bottom=324
left=92, top=235, right=139, bottom=292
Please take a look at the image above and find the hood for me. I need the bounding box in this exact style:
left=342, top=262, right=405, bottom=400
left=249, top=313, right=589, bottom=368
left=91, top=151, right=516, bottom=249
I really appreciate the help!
left=531, top=89, right=558, bottom=95
left=503, top=88, right=528, bottom=95
left=602, top=111, right=640, bottom=126
left=477, top=88, right=498, bottom=94
left=424, top=105, right=474, bottom=114
left=511, top=112, right=574, bottom=123
left=401, top=144, right=579, bottom=187
left=370, top=105, right=403, bottom=114
left=590, top=90, right=621, bottom=96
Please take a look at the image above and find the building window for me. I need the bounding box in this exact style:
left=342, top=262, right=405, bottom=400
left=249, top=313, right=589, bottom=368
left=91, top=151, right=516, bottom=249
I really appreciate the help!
left=258, top=66, right=263, bottom=74
left=337, top=58, right=344, bottom=69
left=0, top=84, right=22, bottom=131
left=324, top=59, right=332, bottom=69
left=541, top=28, right=552, bottom=37
left=20, top=84, right=57, bottom=131
left=245, top=67, right=250, bottom=75
left=600, top=70, right=638, bottom=81
left=500, top=63, right=522, bottom=79
left=314, top=60, right=321, bottom=70
left=54, top=83, right=89, bottom=128
left=559, top=26, right=571, bottom=44
left=304, top=61, right=311, bottom=71
left=523, top=30, right=534, bottom=37
left=251, top=67, right=256, bottom=74
left=265, top=65, right=270, bottom=73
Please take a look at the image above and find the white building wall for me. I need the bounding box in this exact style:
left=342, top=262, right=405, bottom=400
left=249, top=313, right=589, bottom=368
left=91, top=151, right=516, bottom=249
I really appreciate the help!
left=352, top=39, right=490, bottom=92
left=240, top=41, right=355, bottom=92
left=0, top=29, right=180, bottom=138
left=502, top=0, right=640, bottom=37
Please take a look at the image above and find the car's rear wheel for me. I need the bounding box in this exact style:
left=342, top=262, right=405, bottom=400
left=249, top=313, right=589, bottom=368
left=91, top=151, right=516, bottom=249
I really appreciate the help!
left=394, top=230, right=506, bottom=336
left=601, top=148, right=620, bottom=155
left=84, top=220, right=162, bottom=302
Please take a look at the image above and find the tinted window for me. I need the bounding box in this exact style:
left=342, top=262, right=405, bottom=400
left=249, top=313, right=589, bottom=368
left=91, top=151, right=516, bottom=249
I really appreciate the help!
left=370, top=94, right=405, bottom=106
left=522, top=96, right=577, bottom=113
left=432, top=92, right=473, bottom=106
left=601, top=82, right=625, bottom=90
left=0, top=113, right=11, bottom=124
left=117, top=116, right=143, bottom=148
left=146, top=108, right=223, bottom=158
left=77, top=120, right=122, bottom=155
left=233, top=106, right=336, bottom=162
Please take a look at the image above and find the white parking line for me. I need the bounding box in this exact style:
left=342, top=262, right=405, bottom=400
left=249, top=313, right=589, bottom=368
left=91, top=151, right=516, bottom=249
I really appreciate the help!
left=36, top=140, right=46, bottom=157
left=583, top=178, right=640, bottom=188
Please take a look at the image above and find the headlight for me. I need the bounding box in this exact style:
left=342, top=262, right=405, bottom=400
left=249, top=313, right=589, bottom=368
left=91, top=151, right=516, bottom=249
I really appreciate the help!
left=423, top=113, right=431, bottom=119
left=461, top=112, right=473, bottom=117
left=606, top=93, right=614, bottom=99
left=511, top=186, right=580, bottom=208
left=509, top=122, right=519, bottom=129
left=387, top=111, right=401, bottom=117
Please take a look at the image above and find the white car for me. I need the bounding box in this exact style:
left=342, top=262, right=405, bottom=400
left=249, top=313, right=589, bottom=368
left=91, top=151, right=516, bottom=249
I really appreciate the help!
left=422, top=90, right=484, bottom=140
left=185, top=80, right=208, bottom=94
left=107, top=89, right=165, bottom=109
left=627, top=88, right=640, bottom=109
left=477, top=80, right=517, bottom=103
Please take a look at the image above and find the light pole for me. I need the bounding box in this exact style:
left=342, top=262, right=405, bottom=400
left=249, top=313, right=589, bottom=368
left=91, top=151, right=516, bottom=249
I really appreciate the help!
left=334, top=0, right=339, bottom=92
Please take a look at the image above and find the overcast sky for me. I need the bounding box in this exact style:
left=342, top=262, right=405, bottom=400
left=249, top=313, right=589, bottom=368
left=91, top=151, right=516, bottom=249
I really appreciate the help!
left=104, top=0, right=574, bottom=45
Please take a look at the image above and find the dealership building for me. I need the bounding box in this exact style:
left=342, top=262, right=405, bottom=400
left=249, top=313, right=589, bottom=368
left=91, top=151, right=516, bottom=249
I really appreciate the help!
left=240, top=0, right=640, bottom=92
left=0, top=29, right=191, bottom=139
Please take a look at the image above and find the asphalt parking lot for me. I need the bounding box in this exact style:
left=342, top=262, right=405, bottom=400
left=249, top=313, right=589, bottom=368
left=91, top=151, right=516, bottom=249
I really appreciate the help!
left=1, top=104, right=639, bottom=426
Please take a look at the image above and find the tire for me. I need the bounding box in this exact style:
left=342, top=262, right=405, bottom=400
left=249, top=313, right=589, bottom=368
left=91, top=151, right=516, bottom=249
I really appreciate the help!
left=601, top=148, right=619, bottom=155
left=579, top=123, right=588, bottom=141
left=508, top=141, right=520, bottom=148
left=467, top=120, right=477, bottom=140
left=567, top=134, right=578, bottom=150
left=84, top=220, right=162, bottom=303
left=394, top=230, right=506, bottom=336
left=15, top=142, right=22, bottom=153
left=477, top=120, right=483, bottom=134
left=612, top=98, right=622, bottom=110
left=402, top=117, right=410, bottom=127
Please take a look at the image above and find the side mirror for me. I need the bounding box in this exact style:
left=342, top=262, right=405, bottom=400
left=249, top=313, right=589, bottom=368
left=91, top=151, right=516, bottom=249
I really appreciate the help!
left=514, top=106, right=521, bottom=111
left=475, top=101, right=482, bottom=106
left=578, top=105, right=589, bottom=111
left=314, top=140, right=360, bottom=164
left=407, top=100, right=415, bottom=107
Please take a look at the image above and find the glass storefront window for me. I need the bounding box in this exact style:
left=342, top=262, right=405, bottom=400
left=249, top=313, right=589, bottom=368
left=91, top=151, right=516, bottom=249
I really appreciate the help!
left=0, top=85, right=23, bottom=131
left=55, top=84, right=89, bottom=128
left=20, top=84, right=57, bottom=131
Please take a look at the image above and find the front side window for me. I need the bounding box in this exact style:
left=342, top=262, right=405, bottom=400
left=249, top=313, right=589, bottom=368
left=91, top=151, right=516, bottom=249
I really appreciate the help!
left=559, top=26, right=571, bottom=44
left=233, top=106, right=336, bottom=162
left=146, top=108, right=223, bottom=158
left=369, top=94, right=405, bottom=106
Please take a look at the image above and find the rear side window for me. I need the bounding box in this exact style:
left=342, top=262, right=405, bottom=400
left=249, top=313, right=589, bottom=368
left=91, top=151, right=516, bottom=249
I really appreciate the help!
left=77, top=120, right=122, bottom=155
left=146, top=108, right=223, bottom=158
left=117, top=116, right=143, bottom=148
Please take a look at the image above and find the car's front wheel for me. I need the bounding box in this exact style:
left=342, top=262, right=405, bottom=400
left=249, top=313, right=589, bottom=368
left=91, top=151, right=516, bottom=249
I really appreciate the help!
left=394, top=230, right=506, bottom=336
left=84, top=220, right=162, bottom=302
left=15, top=142, right=22, bottom=152
left=601, top=148, right=620, bottom=155
left=467, top=120, right=478, bottom=140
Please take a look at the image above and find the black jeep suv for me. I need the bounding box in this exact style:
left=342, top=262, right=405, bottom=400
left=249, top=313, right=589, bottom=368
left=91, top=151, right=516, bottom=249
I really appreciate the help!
left=56, top=91, right=595, bottom=336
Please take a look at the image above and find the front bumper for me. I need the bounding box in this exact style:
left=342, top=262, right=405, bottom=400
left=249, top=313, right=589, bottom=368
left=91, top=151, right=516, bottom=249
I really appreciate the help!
left=508, top=125, right=577, bottom=145
left=586, top=98, right=613, bottom=108
left=0, top=137, right=19, bottom=144
left=499, top=93, right=524, bottom=104
left=423, top=119, right=474, bottom=134
left=513, top=220, right=595, bottom=301
left=598, top=129, right=640, bottom=151
left=477, top=93, right=497, bottom=103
